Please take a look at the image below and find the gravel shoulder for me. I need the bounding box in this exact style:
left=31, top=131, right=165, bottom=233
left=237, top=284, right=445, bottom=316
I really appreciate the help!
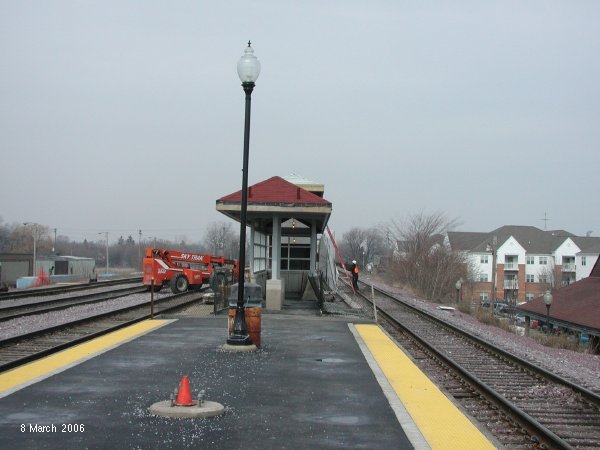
left=0, top=291, right=170, bottom=341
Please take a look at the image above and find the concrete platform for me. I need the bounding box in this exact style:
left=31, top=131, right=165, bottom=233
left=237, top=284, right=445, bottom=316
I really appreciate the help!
left=0, top=310, right=495, bottom=449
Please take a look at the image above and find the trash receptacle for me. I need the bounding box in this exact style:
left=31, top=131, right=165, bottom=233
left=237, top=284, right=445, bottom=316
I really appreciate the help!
left=228, top=283, right=263, bottom=348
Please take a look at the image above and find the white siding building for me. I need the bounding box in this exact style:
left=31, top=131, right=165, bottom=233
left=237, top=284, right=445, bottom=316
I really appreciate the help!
left=447, top=226, right=600, bottom=303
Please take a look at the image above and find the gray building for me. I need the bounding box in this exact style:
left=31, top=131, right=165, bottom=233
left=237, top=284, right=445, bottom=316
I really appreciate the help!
left=0, top=254, right=96, bottom=287
left=0, top=253, right=32, bottom=286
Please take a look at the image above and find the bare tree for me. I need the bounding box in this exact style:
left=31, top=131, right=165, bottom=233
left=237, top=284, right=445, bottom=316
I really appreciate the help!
left=1, top=219, right=224, bottom=269
left=339, top=227, right=366, bottom=264
left=13, top=223, right=51, bottom=254
left=338, top=227, right=386, bottom=270
left=539, top=260, right=562, bottom=289
left=0, top=218, right=12, bottom=253
left=203, top=222, right=238, bottom=259
left=385, top=212, right=466, bottom=301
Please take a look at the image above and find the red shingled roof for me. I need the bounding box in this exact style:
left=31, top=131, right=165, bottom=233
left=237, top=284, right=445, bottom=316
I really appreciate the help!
left=518, top=258, right=600, bottom=331
left=218, top=176, right=331, bottom=206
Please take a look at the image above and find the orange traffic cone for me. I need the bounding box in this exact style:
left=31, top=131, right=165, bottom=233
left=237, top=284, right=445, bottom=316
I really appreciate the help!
left=174, top=375, right=195, bottom=406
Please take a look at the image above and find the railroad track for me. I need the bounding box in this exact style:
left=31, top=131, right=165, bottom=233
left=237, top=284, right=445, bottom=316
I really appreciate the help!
left=0, top=285, right=147, bottom=321
left=0, top=277, right=142, bottom=301
left=353, top=280, right=600, bottom=449
left=0, top=291, right=202, bottom=374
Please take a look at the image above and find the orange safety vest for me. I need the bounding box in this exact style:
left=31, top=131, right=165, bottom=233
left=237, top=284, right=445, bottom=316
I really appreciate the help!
left=353, top=266, right=359, bottom=274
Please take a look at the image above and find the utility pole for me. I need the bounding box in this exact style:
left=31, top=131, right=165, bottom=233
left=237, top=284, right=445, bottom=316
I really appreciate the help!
left=53, top=228, right=57, bottom=253
left=23, top=222, right=39, bottom=276
left=138, top=229, right=142, bottom=269
left=99, top=232, right=109, bottom=274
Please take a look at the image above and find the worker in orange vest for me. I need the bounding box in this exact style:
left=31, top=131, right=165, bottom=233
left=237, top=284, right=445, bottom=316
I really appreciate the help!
left=350, top=260, right=359, bottom=291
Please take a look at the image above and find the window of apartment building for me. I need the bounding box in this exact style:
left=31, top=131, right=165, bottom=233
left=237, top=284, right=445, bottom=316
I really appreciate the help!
left=479, top=292, right=488, bottom=302
left=539, top=256, right=548, bottom=265
left=526, top=293, right=534, bottom=301
left=526, top=256, right=535, bottom=264
left=480, top=255, right=488, bottom=264
left=582, top=256, right=587, bottom=266
left=479, top=274, right=488, bottom=282
left=538, top=275, right=548, bottom=283
left=526, top=274, right=535, bottom=282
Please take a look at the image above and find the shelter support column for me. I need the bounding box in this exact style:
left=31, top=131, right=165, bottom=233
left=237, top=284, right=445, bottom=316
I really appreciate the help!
left=249, top=226, right=255, bottom=282
left=272, top=214, right=280, bottom=280
left=266, top=213, right=284, bottom=310
left=310, top=220, right=317, bottom=272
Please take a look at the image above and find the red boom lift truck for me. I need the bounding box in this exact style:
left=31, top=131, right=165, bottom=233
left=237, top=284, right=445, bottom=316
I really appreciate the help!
left=142, top=248, right=239, bottom=293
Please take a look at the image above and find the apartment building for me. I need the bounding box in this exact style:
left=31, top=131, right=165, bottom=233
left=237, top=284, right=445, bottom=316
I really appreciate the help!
left=446, top=226, right=600, bottom=303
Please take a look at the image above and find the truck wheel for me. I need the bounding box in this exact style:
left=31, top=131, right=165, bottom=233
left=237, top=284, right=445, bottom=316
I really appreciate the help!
left=170, top=274, right=189, bottom=293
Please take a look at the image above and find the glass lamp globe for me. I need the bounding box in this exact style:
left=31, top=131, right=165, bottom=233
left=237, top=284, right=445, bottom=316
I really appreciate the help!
left=237, top=42, right=261, bottom=83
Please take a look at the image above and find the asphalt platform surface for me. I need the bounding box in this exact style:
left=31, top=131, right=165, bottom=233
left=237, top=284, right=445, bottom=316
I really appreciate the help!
left=0, top=313, right=413, bottom=449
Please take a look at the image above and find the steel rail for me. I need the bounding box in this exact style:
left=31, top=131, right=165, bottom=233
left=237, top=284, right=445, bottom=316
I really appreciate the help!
left=0, top=277, right=142, bottom=301
left=0, top=291, right=202, bottom=374
left=367, top=282, right=600, bottom=406
left=356, top=280, right=599, bottom=450
left=0, top=286, right=147, bottom=321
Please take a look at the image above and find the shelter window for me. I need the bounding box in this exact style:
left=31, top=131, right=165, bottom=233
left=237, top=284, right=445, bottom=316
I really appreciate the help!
left=253, top=231, right=267, bottom=273
left=280, top=236, right=310, bottom=271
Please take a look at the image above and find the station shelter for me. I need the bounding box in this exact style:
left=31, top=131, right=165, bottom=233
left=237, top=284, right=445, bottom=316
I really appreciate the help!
left=216, top=175, right=332, bottom=309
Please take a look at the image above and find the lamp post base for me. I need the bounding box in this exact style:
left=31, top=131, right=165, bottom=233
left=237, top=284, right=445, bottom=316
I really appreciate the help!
left=222, top=342, right=258, bottom=352
left=226, top=334, right=253, bottom=346
left=227, top=304, right=253, bottom=346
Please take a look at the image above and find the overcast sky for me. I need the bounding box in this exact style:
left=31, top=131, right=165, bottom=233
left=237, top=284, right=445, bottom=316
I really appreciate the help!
left=1, top=1, right=599, bottom=244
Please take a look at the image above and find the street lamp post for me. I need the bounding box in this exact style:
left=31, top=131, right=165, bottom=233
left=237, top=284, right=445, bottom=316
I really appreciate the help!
left=543, top=290, right=553, bottom=333
left=455, top=279, right=462, bottom=303
left=227, top=41, right=260, bottom=346
left=486, top=236, right=497, bottom=308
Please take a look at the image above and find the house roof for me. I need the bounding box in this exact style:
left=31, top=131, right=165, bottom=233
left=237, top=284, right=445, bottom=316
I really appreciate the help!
left=217, top=176, right=330, bottom=207
left=446, top=232, right=490, bottom=252
left=447, top=226, right=600, bottom=255
left=215, top=176, right=332, bottom=234
left=572, top=236, right=600, bottom=254
left=518, top=257, right=600, bottom=333
left=489, top=225, right=561, bottom=253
